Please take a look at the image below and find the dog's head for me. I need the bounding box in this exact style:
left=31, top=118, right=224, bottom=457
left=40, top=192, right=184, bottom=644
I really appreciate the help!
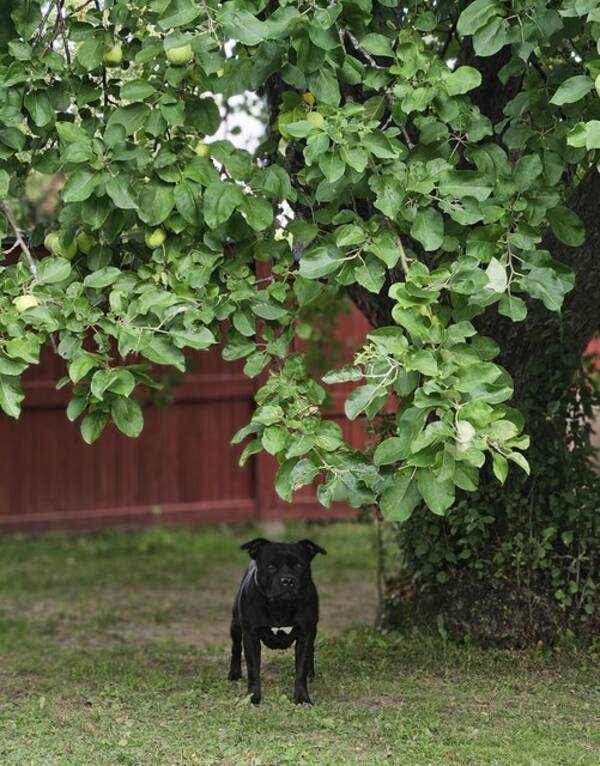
left=241, top=538, right=327, bottom=602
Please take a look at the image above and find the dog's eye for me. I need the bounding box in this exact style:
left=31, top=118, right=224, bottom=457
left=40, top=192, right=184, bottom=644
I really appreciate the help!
left=266, top=563, right=276, bottom=571
left=294, top=562, right=304, bottom=569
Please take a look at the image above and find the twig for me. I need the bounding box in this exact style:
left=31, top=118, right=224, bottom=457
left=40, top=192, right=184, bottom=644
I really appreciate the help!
left=56, top=0, right=72, bottom=67
left=32, top=1, right=56, bottom=48
left=3, top=239, right=21, bottom=256
left=342, top=29, right=386, bottom=70
left=70, top=0, right=96, bottom=14
left=400, top=124, right=414, bottom=150
left=396, top=234, right=409, bottom=275
left=0, top=202, right=39, bottom=278
left=387, top=224, right=409, bottom=276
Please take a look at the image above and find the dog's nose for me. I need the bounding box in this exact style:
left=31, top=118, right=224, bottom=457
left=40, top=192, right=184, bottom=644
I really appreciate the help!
left=280, top=576, right=295, bottom=588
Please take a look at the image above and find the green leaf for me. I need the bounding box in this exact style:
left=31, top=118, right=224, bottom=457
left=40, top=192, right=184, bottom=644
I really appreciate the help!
left=457, top=0, right=502, bottom=36
left=335, top=224, right=365, bottom=248
left=275, top=458, right=297, bottom=501
left=520, top=266, right=570, bottom=312
left=547, top=206, right=585, bottom=246
left=486, top=257, right=507, bottom=293
left=37, top=257, right=72, bottom=284
left=203, top=181, right=244, bottom=229
left=299, top=245, right=343, bottom=279
left=507, top=451, right=530, bottom=475
left=76, top=38, right=104, bottom=70
left=360, top=33, right=394, bottom=57
left=567, top=120, right=600, bottom=150
left=416, top=471, right=455, bottom=515
left=106, top=176, right=138, bottom=210
left=171, top=328, right=216, bottom=350
left=138, top=184, right=175, bottom=226
left=84, top=267, right=121, bottom=289
left=492, top=452, right=508, bottom=484
left=142, top=337, right=185, bottom=370
left=24, top=90, right=54, bottom=127
left=121, top=80, right=157, bottom=101
left=380, top=474, right=421, bottom=522
left=344, top=384, right=377, bottom=420
left=319, top=152, right=345, bottom=183
left=242, top=196, right=273, bottom=231
left=81, top=411, right=108, bottom=445
left=439, top=171, right=492, bottom=201
left=445, top=66, right=482, bottom=96
left=374, top=436, right=410, bottom=466
left=290, top=458, right=319, bottom=490
left=262, top=425, right=287, bottom=455
left=111, top=397, right=144, bottom=438
left=62, top=170, right=97, bottom=203
left=550, top=76, right=594, bottom=106
left=410, top=208, right=444, bottom=252
left=0, top=374, right=24, bottom=418
left=307, top=68, right=341, bottom=106
left=322, top=365, right=363, bottom=384
left=174, top=180, right=201, bottom=225
left=91, top=368, right=135, bottom=399
left=221, top=7, right=268, bottom=45
left=69, top=353, right=98, bottom=383
left=498, top=294, right=527, bottom=322
left=159, top=0, right=201, bottom=29
left=106, top=105, right=150, bottom=136
left=473, top=16, right=507, bottom=56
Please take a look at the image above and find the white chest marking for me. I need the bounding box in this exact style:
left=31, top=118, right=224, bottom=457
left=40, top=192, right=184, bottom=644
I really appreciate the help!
left=270, top=626, right=294, bottom=635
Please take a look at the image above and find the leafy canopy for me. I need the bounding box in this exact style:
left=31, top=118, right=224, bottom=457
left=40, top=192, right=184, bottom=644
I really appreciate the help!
left=0, top=0, right=597, bottom=518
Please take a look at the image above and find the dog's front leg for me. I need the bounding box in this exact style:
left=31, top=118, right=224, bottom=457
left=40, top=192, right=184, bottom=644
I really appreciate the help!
left=242, top=632, right=261, bottom=704
left=293, top=630, right=315, bottom=704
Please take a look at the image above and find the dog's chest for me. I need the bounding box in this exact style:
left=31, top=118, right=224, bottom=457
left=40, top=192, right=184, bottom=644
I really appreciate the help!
left=258, top=625, right=296, bottom=649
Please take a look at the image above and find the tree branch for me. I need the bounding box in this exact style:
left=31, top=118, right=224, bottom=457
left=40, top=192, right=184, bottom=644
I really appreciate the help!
left=0, top=203, right=39, bottom=278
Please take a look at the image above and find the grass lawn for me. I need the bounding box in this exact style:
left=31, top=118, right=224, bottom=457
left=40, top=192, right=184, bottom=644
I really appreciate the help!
left=0, top=522, right=598, bottom=766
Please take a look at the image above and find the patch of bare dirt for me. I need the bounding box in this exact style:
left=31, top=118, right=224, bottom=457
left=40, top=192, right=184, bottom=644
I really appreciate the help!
left=1, top=564, right=377, bottom=650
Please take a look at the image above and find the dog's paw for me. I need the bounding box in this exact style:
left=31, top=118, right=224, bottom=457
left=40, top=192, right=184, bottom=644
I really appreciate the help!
left=293, top=691, right=312, bottom=705
left=228, top=670, right=242, bottom=682
left=250, top=692, right=261, bottom=705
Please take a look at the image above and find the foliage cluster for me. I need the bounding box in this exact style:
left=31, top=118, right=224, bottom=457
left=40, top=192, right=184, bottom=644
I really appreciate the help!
left=1, top=0, right=600, bottom=519
left=383, top=343, right=600, bottom=642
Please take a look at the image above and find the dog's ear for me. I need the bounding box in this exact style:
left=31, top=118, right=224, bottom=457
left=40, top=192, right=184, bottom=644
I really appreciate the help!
left=298, top=539, right=327, bottom=558
left=241, top=538, right=270, bottom=559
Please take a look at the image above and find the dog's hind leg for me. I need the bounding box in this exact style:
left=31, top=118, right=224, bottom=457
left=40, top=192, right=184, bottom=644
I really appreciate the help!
left=307, top=643, right=315, bottom=679
left=228, top=613, right=243, bottom=681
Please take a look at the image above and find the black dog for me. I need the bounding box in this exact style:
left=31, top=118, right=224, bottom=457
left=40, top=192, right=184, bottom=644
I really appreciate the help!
left=228, top=537, right=326, bottom=705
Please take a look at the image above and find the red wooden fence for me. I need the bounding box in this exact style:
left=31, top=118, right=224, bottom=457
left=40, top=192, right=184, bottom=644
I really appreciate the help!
left=0, top=308, right=370, bottom=534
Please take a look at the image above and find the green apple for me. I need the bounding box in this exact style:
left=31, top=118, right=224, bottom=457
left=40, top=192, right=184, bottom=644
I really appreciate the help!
left=44, top=231, right=61, bottom=255
left=194, top=141, right=210, bottom=157
left=46, top=231, right=77, bottom=259
left=103, top=43, right=123, bottom=67
left=14, top=295, right=39, bottom=313
left=63, top=238, right=78, bottom=260
left=306, top=112, right=325, bottom=129
left=77, top=231, right=95, bottom=255
left=166, top=44, right=194, bottom=66
left=145, top=228, right=166, bottom=248
left=303, top=91, right=316, bottom=106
